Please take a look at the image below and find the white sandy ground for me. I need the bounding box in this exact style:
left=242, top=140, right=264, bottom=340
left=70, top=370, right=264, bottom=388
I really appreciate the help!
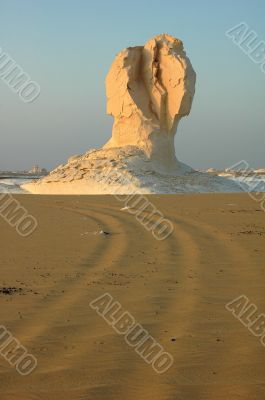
left=19, top=146, right=264, bottom=195
left=21, top=175, right=244, bottom=195
left=2, top=148, right=264, bottom=195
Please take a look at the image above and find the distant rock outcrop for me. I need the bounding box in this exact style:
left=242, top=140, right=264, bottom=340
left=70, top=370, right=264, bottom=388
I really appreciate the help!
left=29, top=165, right=48, bottom=175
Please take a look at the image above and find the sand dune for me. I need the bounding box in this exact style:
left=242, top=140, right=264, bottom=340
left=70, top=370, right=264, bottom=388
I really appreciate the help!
left=0, top=194, right=265, bottom=399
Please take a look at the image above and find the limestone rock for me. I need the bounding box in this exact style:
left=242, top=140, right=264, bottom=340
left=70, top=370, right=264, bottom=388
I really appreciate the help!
left=104, top=33, right=196, bottom=172
left=22, top=34, right=243, bottom=194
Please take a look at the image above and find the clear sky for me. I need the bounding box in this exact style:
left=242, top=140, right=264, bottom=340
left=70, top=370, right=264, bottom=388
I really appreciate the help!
left=0, top=0, right=264, bottom=171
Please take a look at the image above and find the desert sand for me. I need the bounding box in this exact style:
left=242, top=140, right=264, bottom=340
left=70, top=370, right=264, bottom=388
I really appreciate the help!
left=0, top=193, right=265, bottom=399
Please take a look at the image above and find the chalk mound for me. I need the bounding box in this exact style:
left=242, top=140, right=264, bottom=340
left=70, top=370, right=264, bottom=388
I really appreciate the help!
left=23, top=34, right=243, bottom=194
left=23, top=145, right=243, bottom=194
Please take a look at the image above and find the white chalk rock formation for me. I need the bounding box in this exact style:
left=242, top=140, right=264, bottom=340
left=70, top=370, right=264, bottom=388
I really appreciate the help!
left=22, top=34, right=243, bottom=194
left=104, top=34, right=196, bottom=172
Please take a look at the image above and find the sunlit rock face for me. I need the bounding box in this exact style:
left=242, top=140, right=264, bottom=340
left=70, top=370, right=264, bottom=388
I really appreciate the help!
left=104, top=34, right=196, bottom=172
left=24, top=35, right=244, bottom=195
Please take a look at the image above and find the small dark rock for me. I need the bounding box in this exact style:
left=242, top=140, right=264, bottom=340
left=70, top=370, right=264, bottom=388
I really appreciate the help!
left=0, top=287, right=24, bottom=295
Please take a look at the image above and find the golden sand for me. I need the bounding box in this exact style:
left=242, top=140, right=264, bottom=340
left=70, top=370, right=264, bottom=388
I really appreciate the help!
left=0, top=194, right=264, bottom=399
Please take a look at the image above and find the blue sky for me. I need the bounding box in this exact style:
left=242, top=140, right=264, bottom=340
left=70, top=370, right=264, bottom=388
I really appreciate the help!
left=0, top=0, right=264, bottom=170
